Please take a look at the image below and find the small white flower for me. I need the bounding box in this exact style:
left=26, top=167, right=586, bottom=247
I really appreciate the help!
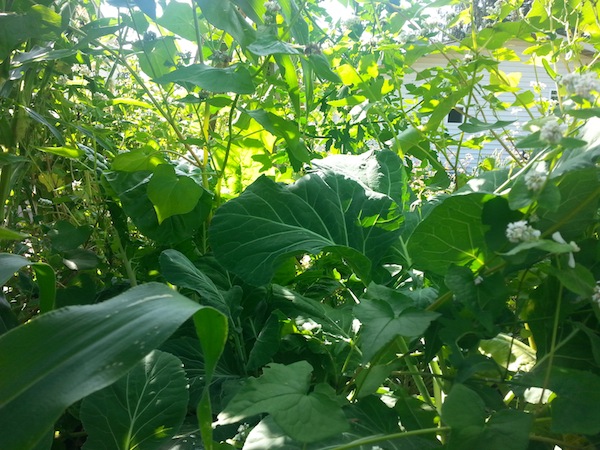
left=474, top=276, right=483, bottom=285
left=539, top=118, right=566, bottom=144
left=506, top=220, right=541, bottom=243
left=524, top=162, right=548, bottom=191
left=551, top=231, right=580, bottom=268
left=592, top=283, right=600, bottom=306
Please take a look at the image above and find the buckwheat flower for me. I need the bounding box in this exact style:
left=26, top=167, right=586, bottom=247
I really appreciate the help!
left=264, top=1, right=280, bottom=13
left=344, top=16, right=362, bottom=29
left=539, top=118, right=566, bottom=144
left=524, top=162, right=548, bottom=191
left=561, top=72, right=600, bottom=100
left=506, top=220, right=541, bottom=243
left=552, top=231, right=580, bottom=268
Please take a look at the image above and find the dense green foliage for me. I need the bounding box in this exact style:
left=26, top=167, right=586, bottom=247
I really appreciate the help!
left=1, top=0, right=599, bottom=448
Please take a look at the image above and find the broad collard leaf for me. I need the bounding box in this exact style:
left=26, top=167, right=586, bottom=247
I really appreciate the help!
left=312, top=149, right=413, bottom=211
left=217, top=362, right=348, bottom=443
left=355, top=284, right=440, bottom=362
left=80, top=350, right=189, bottom=450
left=209, top=172, right=401, bottom=286
left=0, top=283, right=201, bottom=450
left=407, top=193, right=491, bottom=275
left=159, top=249, right=241, bottom=320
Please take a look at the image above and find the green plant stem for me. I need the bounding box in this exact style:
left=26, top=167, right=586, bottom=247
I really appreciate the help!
left=541, top=263, right=563, bottom=404
left=114, top=231, right=137, bottom=287
left=396, top=338, right=435, bottom=408
left=330, top=426, right=451, bottom=450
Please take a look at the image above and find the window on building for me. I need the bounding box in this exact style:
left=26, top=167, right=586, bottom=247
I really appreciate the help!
left=550, top=90, right=558, bottom=101
left=448, top=105, right=464, bottom=124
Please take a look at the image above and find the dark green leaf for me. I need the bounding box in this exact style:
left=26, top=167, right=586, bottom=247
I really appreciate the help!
left=0, top=283, right=201, bottom=450
left=355, top=284, right=440, bottom=362
left=459, top=118, right=516, bottom=133
left=209, top=172, right=401, bottom=286
left=80, top=350, right=188, bottom=450
left=217, top=362, right=348, bottom=443
left=156, top=64, right=255, bottom=94
left=407, top=194, right=490, bottom=275
left=105, top=170, right=211, bottom=245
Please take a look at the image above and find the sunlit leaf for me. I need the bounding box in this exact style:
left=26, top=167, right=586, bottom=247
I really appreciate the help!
left=156, top=63, right=254, bottom=94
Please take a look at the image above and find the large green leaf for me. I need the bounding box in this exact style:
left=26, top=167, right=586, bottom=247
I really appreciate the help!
left=522, top=367, right=600, bottom=435
left=538, top=168, right=600, bottom=240
left=159, top=249, right=240, bottom=319
left=442, top=384, right=532, bottom=450
left=407, top=193, right=490, bottom=275
left=155, top=64, right=255, bottom=94
left=355, top=284, right=440, bottom=362
left=147, top=164, right=203, bottom=224
left=216, top=361, right=348, bottom=443
left=312, top=149, right=413, bottom=211
left=209, top=171, right=401, bottom=286
left=156, top=0, right=198, bottom=41
left=105, top=170, right=211, bottom=245
left=80, top=350, right=189, bottom=450
left=0, top=5, right=62, bottom=62
left=0, top=283, right=201, bottom=450
left=196, top=0, right=256, bottom=47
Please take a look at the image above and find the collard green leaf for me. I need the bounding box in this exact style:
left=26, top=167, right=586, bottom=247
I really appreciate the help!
left=217, top=362, right=348, bottom=443
left=209, top=172, right=401, bottom=286
left=105, top=170, right=211, bottom=245
left=156, top=63, right=255, bottom=94
left=407, top=193, right=490, bottom=275
left=159, top=249, right=240, bottom=319
left=312, top=150, right=413, bottom=210
left=147, top=164, right=203, bottom=224
left=355, top=284, right=440, bottom=362
left=0, top=283, right=201, bottom=450
left=80, top=350, right=189, bottom=450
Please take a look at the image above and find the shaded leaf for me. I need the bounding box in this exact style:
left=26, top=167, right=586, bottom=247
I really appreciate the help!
left=81, top=350, right=189, bottom=450
left=217, top=362, right=348, bottom=443
left=0, top=283, right=201, bottom=450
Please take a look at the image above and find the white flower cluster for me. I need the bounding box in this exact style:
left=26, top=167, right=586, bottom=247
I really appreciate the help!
left=539, top=117, right=566, bottom=144
left=264, top=1, right=280, bottom=13
left=593, top=282, right=600, bottom=307
left=524, top=162, right=548, bottom=191
left=560, top=72, right=600, bottom=100
left=344, top=16, right=362, bottom=29
left=506, top=220, right=541, bottom=243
